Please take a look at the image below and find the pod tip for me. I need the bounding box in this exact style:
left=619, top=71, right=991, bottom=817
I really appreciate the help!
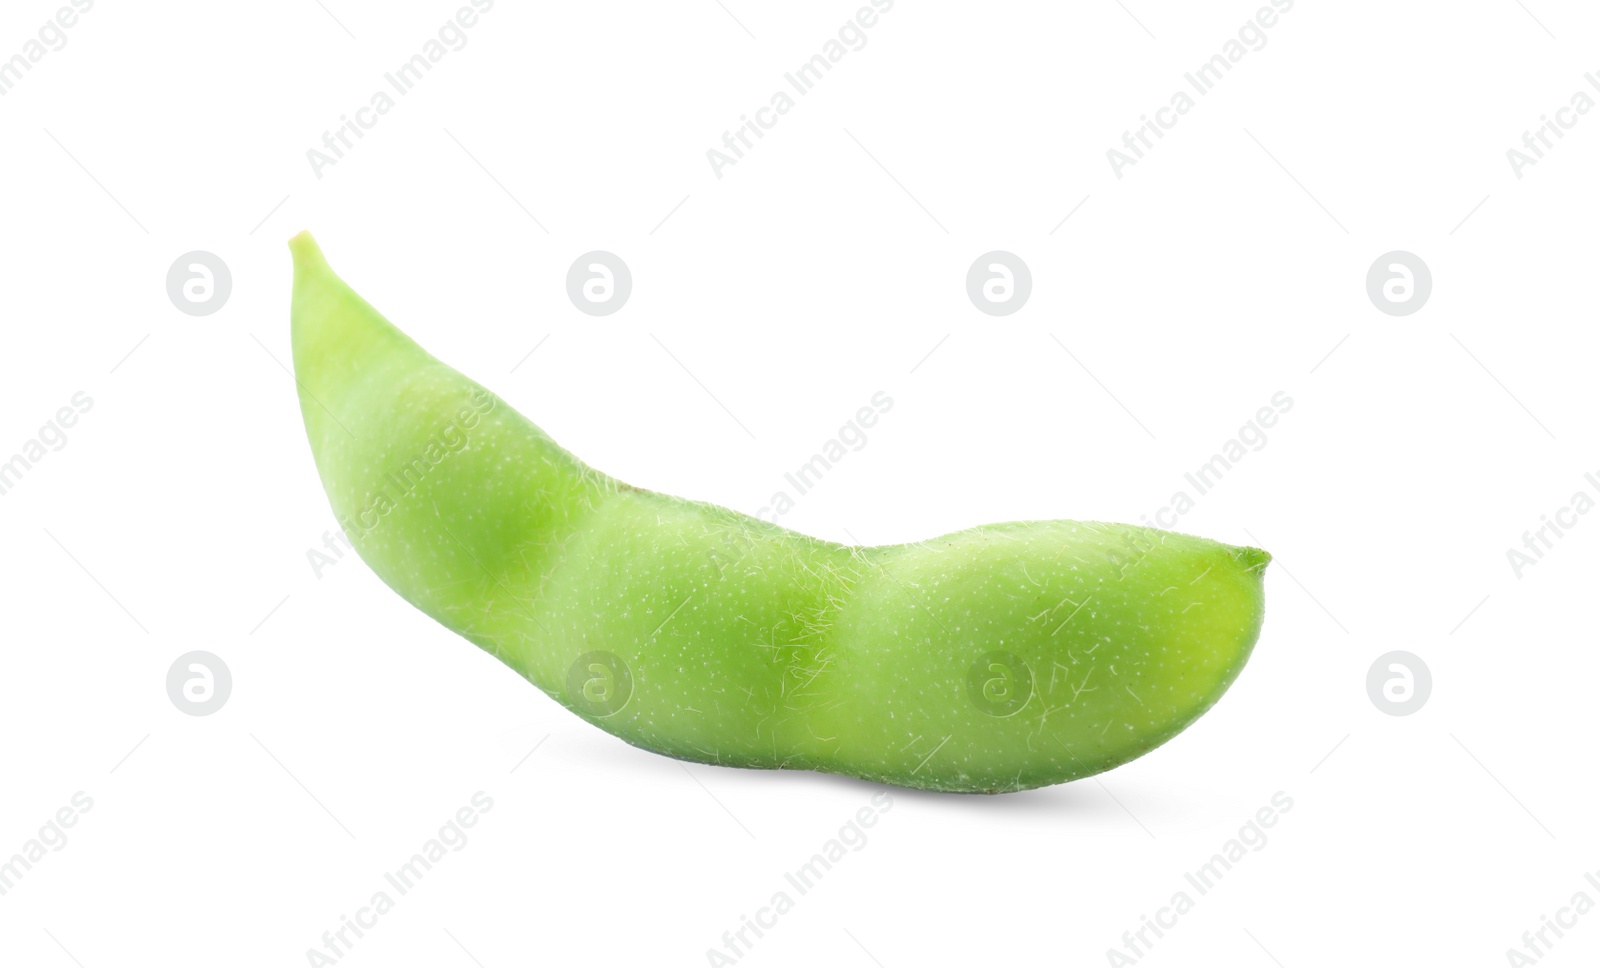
left=288, top=230, right=324, bottom=269
left=1233, top=545, right=1272, bottom=574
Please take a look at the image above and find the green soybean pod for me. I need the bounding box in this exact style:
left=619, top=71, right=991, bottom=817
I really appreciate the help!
left=289, top=232, right=1269, bottom=794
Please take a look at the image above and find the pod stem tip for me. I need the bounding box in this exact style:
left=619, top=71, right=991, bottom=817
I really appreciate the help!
left=288, top=230, right=326, bottom=271
left=1233, top=545, right=1272, bottom=574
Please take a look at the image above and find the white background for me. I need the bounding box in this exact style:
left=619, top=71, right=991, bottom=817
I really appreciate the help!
left=2, top=1, right=1597, bottom=965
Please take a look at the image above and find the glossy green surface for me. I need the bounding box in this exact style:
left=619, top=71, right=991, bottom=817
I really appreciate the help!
left=290, top=232, right=1269, bottom=793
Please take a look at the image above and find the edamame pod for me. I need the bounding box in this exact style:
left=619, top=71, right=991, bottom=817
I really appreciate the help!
left=289, top=232, right=1269, bottom=794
